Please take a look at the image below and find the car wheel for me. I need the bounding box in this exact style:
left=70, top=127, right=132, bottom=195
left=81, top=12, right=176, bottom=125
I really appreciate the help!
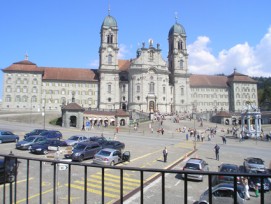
left=43, top=150, right=48, bottom=155
left=110, top=161, right=115, bottom=166
left=79, top=155, right=84, bottom=162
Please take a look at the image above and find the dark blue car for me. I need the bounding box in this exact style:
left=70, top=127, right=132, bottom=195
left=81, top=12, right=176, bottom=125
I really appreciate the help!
left=38, top=130, right=63, bottom=140
left=24, top=129, right=47, bottom=139
left=29, top=139, right=68, bottom=154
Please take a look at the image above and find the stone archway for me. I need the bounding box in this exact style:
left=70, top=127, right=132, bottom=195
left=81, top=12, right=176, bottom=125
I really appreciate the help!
left=122, top=103, right=127, bottom=111
left=120, top=119, right=126, bottom=126
left=149, top=101, right=155, bottom=113
left=70, top=116, right=77, bottom=127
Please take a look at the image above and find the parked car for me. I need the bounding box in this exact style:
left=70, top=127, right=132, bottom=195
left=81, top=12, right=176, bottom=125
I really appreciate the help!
left=29, top=139, right=68, bottom=154
left=64, top=142, right=102, bottom=162
left=24, top=129, right=47, bottom=139
left=16, top=136, right=47, bottom=150
left=212, top=163, right=241, bottom=185
left=0, top=155, right=19, bottom=184
left=89, top=136, right=108, bottom=146
left=93, top=148, right=130, bottom=166
left=65, top=135, right=89, bottom=146
left=181, top=158, right=209, bottom=181
left=0, top=130, right=19, bottom=144
left=198, top=183, right=245, bottom=204
left=103, top=141, right=125, bottom=151
left=243, top=157, right=265, bottom=172
left=248, top=170, right=271, bottom=191
left=38, top=130, right=63, bottom=140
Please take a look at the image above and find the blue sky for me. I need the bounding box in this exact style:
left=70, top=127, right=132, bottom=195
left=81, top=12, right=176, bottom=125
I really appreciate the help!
left=1, top=0, right=271, bottom=100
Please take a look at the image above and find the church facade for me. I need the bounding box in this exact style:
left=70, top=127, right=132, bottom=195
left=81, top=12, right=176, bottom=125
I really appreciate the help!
left=1, top=14, right=258, bottom=115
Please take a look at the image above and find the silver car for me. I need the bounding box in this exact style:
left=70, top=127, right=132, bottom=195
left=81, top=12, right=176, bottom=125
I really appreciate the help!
left=93, top=148, right=130, bottom=166
left=181, top=158, right=209, bottom=181
left=198, top=183, right=245, bottom=204
left=65, top=135, right=88, bottom=146
left=243, top=157, right=265, bottom=172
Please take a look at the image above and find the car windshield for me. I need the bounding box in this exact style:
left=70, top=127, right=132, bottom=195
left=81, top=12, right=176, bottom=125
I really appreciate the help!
left=74, top=144, right=86, bottom=150
left=185, top=163, right=200, bottom=170
left=69, top=136, right=79, bottom=141
left=24, top=137, right=36, bottom=142
left=40, top=131, right=49, bottom=136
left=249, top=158, right=264, bottom=164
left=98, top=150, right=111, bottom=156
left=221, top=166, right=238, bottom=173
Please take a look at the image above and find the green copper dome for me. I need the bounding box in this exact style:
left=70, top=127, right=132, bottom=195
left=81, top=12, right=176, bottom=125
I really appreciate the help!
left=168, top=22, right=186, bottom=36
left=102, top=15, right=118, bottom=27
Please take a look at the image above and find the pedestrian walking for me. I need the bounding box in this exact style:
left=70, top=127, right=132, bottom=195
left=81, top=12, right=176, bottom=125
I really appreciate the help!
left=222, top=136, right=227, bottom=144
left=161, top=128, right=164, bottom=135
left=214, top=144, right=220, bottom=161
left=239, top=132, right=243, bottom=142
left=242, top=178, right=250, bottom=200
left=186, top=133, right=189, bottom=140
left=163, top=147, right=168, bottom=162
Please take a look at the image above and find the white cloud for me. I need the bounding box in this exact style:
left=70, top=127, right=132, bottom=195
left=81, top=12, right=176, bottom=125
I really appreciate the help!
left=118, top=43, right=132, bottom=59
left=188, top=26, right=271, bottom=77
left=89, top=59, right=99, bottom=69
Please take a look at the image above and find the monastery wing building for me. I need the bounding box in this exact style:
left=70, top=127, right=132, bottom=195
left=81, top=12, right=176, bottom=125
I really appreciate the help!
left=1, top=14, right=258, bottom=114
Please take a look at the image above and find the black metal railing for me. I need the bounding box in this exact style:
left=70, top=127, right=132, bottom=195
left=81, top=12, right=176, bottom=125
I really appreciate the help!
left=1, top=153, right=270, bottom=204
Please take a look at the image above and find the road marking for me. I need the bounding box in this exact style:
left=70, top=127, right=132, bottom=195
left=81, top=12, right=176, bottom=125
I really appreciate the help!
left=0, top=177, right=34, bottom=189
left=90, top=175, right=140, bottom=187
left=83, top=179, right=136, bottom=191
left=68, top=184, right=119, bottom=199
left=96, top=172, right=141, bottom=183
left=15, top=185, right=63, bottom=204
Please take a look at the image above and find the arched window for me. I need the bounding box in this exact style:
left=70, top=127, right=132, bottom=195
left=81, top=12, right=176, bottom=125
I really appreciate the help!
left=32, top=86, right=37, bottom=93
left=23, top=86, right=28, bottom=93
left=23, top=78, right=28, bottom=84
left=33, top=78, right=38, bottom=85
left=22, top=95, right=28, bottom=102
left=6, top=86, right=12, bottom=93
left=180, top=60, right=184, bottom=69
left=178, top=41, right=183, bottom=50
left=16, top=86, right=21, bottom=93
left=31, top=96, right=37, bottom=103
left=7, top=77, right=12, bottom=84
left=15, top=95, right=21, bottom=102
left=107, top=33, right=113, bottom=44
left=108, top=55, right=112, bottom=64
left=149, top=82, right=155, bottom=93
left=5, top=95, right=11, bottom=102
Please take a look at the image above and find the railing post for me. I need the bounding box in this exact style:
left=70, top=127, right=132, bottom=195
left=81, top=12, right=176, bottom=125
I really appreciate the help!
left=39, top=161, right=42, bottom=204
left=208, top=174, right=212, bottom=204
left=102, top=168, right=105, bottom=204
left=68, top=164, right=71, bottom=204
left=84, top=166, right=87, bottom=203
left=233, top=176, right=237, bottom=204
left=140, top=170, right=143, bottom=204
left=260, top=177, right=264, bottom=204
left=162, top=172, right=165, bottom=204
left=120, top=169, right=123, bottom=203
left=184, top=174, right=188, bottom=204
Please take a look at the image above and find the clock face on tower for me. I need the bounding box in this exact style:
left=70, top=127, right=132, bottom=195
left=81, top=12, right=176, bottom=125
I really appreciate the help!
left=107, top=47, right=112, bottom=52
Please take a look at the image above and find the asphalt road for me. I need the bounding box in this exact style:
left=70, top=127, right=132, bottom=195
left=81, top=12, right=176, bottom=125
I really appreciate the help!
left=0, top=114, right=271, bottom=204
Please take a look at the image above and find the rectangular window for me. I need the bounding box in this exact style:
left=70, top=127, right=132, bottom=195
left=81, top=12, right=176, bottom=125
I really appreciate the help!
left=108, top=84, right=111, bottom=93
left=137, top=85, right=140, bottom=93
left=163, top=87, right=166, bottom=94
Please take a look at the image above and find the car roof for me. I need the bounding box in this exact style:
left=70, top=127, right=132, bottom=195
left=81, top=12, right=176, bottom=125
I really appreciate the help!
left=28, top=135, right=46, bottom=138
left=214, top=183, right=244, bottom=190
left=79, top=141, right=99, bottom=146
left=220, top=163, right=238, bottom=168
left=187, top=158, right=205, bottom=164
left=100, top=148, right=118, bottom=152
left=246, top=157, right=263, bottom=161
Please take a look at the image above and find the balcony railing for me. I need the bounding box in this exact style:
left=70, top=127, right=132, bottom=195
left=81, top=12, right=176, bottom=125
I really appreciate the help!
left=1, top=153, right=270, bottom=204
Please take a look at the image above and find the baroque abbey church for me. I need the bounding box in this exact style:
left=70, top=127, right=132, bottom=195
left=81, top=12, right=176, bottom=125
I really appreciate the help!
left=2, top=13, right=258, bottom=116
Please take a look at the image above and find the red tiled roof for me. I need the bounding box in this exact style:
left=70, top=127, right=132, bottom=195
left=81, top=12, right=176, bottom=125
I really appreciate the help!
left=42, top=67, right=96, bottom=81
left=3, top=60, right=43, bottom=72
left=118, top=60, right=130, bottom=71
left=62, top=103, right=84, bottom=110
left=227, top=71, right=256, bottom=83
left=190, top=74, right=228, bottom=88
